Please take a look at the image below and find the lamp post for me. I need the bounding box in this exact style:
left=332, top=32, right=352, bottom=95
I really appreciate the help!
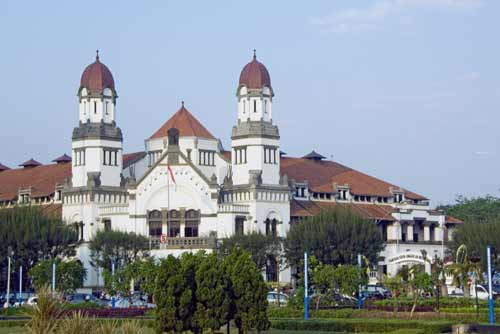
left=18, top=266, right=22, bottom=306
left=487, top=246, right=494, bottom=324
left=4, top=247, right=13, bottom=308
left=304, top=252, right=308, bottom=320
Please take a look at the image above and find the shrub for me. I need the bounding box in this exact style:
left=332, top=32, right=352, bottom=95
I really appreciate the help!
left=25, top=286, right=61, bottom=334
left=270, top=318, right=453, bottom=334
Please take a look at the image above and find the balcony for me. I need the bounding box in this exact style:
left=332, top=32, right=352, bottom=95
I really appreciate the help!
left=99, top=204, right=128, bottom=216
left=218, top=204, right=250, bottom=214
left=149, top=236, right=216, bottom=250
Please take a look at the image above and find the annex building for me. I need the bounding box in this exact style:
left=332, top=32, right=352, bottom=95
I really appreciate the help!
left=0, top=52, right=461, bottom=288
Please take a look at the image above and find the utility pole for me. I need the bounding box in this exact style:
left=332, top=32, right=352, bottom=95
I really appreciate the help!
left=358, top=253, right=363, bottom=309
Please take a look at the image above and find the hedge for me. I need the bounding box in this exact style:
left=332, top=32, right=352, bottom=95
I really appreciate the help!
left=270, top=318, right=453, bottom=334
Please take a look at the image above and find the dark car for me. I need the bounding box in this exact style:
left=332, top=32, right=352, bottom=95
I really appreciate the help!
left=65, top=293, right=105, bottom=305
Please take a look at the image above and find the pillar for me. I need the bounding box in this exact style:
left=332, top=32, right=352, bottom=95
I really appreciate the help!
left=423, top=224, right=430, bottom=241
left=407, top=223, right=414, bottom=242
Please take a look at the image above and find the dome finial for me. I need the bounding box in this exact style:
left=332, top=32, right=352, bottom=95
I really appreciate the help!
left=181, top=100, right=184, bottom=108
left=96, top=49, right=100, bottom=61
left=253, top=49, right=256, bottom=60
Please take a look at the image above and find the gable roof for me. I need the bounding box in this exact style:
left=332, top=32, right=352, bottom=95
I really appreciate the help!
left=281, top=156, right=427, bottom=200
left=149, top=105, right=215, bottom=140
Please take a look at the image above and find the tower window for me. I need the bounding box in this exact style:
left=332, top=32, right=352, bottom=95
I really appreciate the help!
left=94, top=101, right=97, bottom=114
left=254, top=100, right=257, bottom=113
left=264, top=100, right=267, bottom=113
left=234, top=147, right=247, bottom=165
left=199, top=150, right=215, bottom=166
left=264, top=146, right=277, bottom=164
left=243, top=100, right=246, bottom=114
left=105, top=102, right=109, bottom=115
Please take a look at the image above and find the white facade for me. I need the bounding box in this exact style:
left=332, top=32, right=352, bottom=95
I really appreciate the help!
left=60, top=54, right=455, bottom=289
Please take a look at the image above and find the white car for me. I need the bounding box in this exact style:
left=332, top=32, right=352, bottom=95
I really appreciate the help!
left=266, top=291, right=288, bottom=306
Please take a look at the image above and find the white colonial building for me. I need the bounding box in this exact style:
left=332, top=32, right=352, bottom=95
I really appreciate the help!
left=0, top=51, right=461, bottom=288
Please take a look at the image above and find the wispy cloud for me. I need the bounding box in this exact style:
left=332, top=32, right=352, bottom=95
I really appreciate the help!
left=311, top=0, right=482, bottom=33
left=475, top=151, right=491, bottom=156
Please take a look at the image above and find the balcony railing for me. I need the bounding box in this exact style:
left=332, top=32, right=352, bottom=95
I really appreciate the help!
left=149, top=236, right=216, bottom=250
left=218, top=204, right=250, bottom=214
left=99, top=204, right=128, bottom=216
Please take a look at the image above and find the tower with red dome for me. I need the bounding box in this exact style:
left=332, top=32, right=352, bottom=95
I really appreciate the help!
left=70, top=51, right=123, bottom=189
left=231, top=51, right=281, bottom=186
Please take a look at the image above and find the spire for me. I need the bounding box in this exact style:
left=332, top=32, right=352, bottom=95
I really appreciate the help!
left=181, top=100, right=185, bottom=108
left=253, top=49, right=257, bottom=60
left=96, top=49, right=100, bottom=61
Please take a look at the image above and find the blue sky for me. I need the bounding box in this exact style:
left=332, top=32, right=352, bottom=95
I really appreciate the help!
left=1, top=0, right=499, bottom=205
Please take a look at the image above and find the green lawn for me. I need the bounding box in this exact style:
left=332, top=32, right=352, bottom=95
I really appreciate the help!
left=0, top=328, right=400, bottom=334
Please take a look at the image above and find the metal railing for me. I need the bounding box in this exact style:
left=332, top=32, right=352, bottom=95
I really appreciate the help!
left=218, top=204, right=250, bottom=214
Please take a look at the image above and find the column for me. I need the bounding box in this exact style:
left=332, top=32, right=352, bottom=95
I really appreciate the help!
left=423, top=223, right=430, bottom=241
left=434, top=224, right=442, bottom=242
left=407, top=223, right=414, bottom=242
left=180, top=208, right=186, bottom=237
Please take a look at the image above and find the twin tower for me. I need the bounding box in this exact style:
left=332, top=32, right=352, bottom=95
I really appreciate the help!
left=71, top=51, right=281, bottom=189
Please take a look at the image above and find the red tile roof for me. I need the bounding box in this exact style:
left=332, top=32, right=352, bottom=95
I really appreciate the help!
left=291, top=199, right=396, bottom=221
left=123, top=151, right=146, bottom=168
left=281, top=156, right=427, bottom=200
left=0, top=163, right=10, bottom=172
left=0, top=163, right=71, bottom=201
left=149, top=105, right=215, bottom=140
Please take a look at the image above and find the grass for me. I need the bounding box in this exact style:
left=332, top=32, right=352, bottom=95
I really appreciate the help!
left=0, top=328, right=428, bottom=334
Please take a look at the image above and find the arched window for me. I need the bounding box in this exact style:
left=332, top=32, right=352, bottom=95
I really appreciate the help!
left=254, top=100, right=257, bottom=113
left=243, top=100, right=246, bottom=114
left=148, top=210, right=162, bottom=237
left=94, top=101, right=97, bottom=114
left=168, top=210, right=181, bottom=237
left=185, top=209, right=200, bottom=237
left=264, top=100, right=267, bottom=113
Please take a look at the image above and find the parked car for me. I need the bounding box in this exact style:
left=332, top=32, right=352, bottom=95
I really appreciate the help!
left=108, top=296, right=155, bottom=309
left=266, top=291, right=289, bottom=306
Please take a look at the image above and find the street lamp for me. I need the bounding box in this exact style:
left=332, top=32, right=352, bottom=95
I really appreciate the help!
left=4, top=247, right=13, bottom=308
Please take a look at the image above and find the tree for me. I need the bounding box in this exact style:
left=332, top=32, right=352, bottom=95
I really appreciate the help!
left=0, top=206, right=78, bottom=291
left=29, top=259, right=86, bottom=295
left=430, top=256, right=447, bottom=311
left=446, top=244, right=482, bottom=299
left=223, top=249, right=269, bottom=334
left=438, top=195, right=500, bottom=224
left=408, top=265, right=433, bottom=318
left=154, top=255, right=184, bottom=333
left=195, top=253, right=230, bottom=333
left=219, top=232, right=282, bottom=271
left=284, top=207, right=384, bottom=269
left=88, top=230, right=149, bottom=274
left=383, top=274, right=403, bottom=314
left=334, top=264, right=367, bottom=297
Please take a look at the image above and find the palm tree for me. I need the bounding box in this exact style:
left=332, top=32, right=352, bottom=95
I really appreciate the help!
left=446, top=244, right=481, bottom=298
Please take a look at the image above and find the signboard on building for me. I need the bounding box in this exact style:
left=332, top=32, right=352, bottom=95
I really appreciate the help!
left=388, top=252, right=429, bottom=265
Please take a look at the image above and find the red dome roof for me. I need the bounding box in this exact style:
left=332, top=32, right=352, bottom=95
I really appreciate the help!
left=239, top=52, right=272, bottom=90
left=80, top=51, right=115, bottom=94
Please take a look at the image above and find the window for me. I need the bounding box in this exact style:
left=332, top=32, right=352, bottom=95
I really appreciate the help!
left=168, top=210, right=181, bottom=237
left=103, top=149, right=118, bottom=166
left=148, top=210, right=162, bottom=237
left=264, top=147, right=277, bottom=164
left=264, top=100, right=268, bottom=113
left=74, top=149, right=86, bottom=166
left=253, top=100, right=257, bottom=113
left=94, top=101, right=97, bottom=114
left=199, top=150, right=215, bottom=166
left=185, top=209, right=200, bottom=238
left=234, top=147, right=247, bottom=165
left=243, top=100, right=246, bottom=114
left=105, top=102, right=109, bottom=115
